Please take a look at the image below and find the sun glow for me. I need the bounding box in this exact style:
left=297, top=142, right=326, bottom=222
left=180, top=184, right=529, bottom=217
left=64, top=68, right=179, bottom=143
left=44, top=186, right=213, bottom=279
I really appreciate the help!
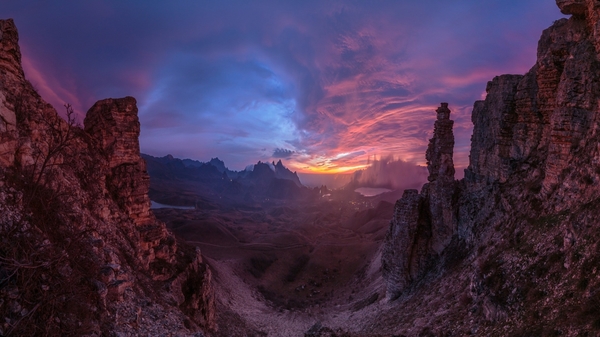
left=301, top=164, right=368, bottom=174
left=288, top=157, right=369, bottom=174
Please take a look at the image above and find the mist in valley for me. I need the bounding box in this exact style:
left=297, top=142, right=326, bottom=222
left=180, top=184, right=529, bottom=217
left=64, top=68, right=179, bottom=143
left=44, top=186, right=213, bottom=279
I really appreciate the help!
left=146, top=154, right=403, bottom=334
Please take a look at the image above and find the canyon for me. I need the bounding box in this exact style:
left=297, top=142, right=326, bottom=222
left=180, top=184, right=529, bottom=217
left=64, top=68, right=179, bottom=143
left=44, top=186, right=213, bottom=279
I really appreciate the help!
left=2, top=0, right=600, bottom=336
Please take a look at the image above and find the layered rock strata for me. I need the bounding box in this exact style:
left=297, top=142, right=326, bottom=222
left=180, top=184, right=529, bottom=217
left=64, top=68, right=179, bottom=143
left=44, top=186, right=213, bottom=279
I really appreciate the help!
left=382, top=3, right=600, bottom=333
left=0, top=20, right=22, bottom=168
left=0, top=19, right=213, bottom=336
left=382, top=103, right=457, bottom=299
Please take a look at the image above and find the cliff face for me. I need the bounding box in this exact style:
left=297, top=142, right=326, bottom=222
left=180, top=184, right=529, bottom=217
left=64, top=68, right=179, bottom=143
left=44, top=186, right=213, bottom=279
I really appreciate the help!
left=382, top=0, right=600, bottom=334
left=0, top=19, right=213, bottom=336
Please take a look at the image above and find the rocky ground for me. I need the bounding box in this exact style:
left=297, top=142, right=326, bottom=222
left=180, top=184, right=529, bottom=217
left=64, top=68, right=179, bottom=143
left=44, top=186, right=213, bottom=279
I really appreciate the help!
left=153, top=190, right=393, bottom=336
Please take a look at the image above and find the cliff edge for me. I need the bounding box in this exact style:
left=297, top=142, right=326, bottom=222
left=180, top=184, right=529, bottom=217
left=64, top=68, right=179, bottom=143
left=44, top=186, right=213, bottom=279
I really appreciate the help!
left=380, top=0, right=600, bottom=334
left=0, top=19, right=214, bottom=336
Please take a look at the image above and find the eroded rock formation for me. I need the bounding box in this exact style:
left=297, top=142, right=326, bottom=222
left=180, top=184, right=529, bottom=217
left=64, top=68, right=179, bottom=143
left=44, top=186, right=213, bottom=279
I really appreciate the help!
left=382, top=2, right=600, bottom=333
left=0, top=19, right=213, bottom=336
left=0, top=20, right=22, bottom=169
left=382, top=103, right=457, bottom=299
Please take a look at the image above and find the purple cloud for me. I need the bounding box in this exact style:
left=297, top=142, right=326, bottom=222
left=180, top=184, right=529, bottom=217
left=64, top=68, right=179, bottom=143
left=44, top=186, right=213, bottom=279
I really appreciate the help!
left=272, top=148, right=295, bottom=158
left=4, top=1, right=564, bottom=172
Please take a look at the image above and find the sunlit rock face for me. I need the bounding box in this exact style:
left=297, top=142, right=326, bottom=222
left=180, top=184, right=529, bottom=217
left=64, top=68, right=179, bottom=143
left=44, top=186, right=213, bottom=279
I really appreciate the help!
left=0, top=91, right=16, bottom=167
left=84, top=97, right=153, bottom=227
left=0, top=19, right=24, bottom=82
left=0, top=18, right=214, bottom=335
left=0, top=19, right=23, bottom=168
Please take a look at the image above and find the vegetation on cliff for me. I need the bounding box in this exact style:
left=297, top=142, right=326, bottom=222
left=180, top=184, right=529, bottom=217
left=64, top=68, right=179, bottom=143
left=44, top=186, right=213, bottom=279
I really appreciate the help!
left=0, top=19, right=213, bottom=336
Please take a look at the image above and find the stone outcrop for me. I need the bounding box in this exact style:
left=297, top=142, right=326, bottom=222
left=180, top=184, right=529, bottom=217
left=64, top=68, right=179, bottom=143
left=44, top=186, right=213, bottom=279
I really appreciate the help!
left=84, top=97, right=154, bottom=228
left=425, top=103, right=456, bottom=253
left=464, top=4, right=600, bottom=209
left=556, top=0, right=587, bottom=16
left=0, top=19, right=21, bottom=168
left=0, top=19, right=213, bottom=336
left=382, top=103, right=457, bottom=299
left=0, top=19, right=24, bottom=83
left=83, top=97, right=172, bottom=268
left=382, top=4, right=600, bottom=334
left=0, top=90, right=16, bottom=167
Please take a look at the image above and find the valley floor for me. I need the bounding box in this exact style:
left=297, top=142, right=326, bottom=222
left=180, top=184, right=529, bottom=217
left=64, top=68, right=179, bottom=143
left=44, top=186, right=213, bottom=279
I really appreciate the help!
left=153, top=191, right=393, bottom=336
left=154, top=190, right=600, bottom=336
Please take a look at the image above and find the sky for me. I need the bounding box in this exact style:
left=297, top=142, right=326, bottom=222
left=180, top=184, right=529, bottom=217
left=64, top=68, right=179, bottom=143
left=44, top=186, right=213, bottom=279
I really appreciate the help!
left=5, top=1, right=564, bottom=176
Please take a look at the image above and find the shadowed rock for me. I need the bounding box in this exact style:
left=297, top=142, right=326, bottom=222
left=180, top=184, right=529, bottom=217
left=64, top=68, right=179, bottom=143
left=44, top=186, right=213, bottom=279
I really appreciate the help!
left=382, top=103, right=457, bottom=300
left=383, top=1, right=600, bottom=319
left=556, top=0, right=586, bottom=16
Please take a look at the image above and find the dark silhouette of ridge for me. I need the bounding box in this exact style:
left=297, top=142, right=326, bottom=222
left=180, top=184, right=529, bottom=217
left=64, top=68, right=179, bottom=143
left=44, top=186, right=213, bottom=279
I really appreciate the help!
left=142, top=154, right=314, bottom=207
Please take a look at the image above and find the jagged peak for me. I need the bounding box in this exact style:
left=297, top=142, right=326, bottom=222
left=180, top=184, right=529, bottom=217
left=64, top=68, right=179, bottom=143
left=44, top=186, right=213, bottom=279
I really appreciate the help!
left=426, top=102, right=455, bottom=182
left=84, top=96, right=141, bottom=168
left=435, top=102, right=451, bottom=120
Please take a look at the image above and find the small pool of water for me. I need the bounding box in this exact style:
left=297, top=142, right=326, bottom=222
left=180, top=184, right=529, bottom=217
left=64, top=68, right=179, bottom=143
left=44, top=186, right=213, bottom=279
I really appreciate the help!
left=150, top=201, right=195, bottom=210
left=354, top=187, right=392, bottom=197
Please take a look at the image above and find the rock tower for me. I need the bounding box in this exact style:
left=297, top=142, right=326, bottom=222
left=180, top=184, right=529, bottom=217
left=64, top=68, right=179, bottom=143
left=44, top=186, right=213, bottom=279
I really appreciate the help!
left=382, top=103, right=457, bottom=299
left=381, top=1, right=600, bottom=332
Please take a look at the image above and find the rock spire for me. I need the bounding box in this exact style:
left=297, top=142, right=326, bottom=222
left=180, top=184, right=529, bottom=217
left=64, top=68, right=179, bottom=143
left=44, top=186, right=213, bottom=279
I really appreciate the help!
left=382, top=103, right=457, bottom=299
left=381, top=2, right=600, bottom=332
left=426, top=102, right=455, bottom=182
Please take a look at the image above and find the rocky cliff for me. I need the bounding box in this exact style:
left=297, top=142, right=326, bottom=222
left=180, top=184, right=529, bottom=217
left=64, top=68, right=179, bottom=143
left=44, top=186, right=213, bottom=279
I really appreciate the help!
left=381, top=0, right=600, bottom=334
left=0, top=19, right=213, bottom=336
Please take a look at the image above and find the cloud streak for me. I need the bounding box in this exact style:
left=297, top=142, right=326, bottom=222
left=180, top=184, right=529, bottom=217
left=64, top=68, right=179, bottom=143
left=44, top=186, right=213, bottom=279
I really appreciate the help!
left=272, top=148, right=295, bottom=158
left=5, top=1, right=564, bottom=172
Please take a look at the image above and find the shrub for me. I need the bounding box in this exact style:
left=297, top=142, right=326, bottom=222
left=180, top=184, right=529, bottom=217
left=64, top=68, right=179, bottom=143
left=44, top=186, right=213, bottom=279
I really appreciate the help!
left=0, top=103, right=102, bottom=336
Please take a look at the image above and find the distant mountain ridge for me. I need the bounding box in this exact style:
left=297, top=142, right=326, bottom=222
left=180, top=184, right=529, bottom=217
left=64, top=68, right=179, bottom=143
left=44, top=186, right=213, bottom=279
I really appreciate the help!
left=141, top=153, right=311, bottom=206
left=142, top=154, right=303, bottom=186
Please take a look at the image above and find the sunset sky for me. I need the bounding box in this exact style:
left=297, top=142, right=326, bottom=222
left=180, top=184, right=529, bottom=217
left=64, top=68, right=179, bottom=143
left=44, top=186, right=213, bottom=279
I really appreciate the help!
left=5, top=1, right=563, bottom=175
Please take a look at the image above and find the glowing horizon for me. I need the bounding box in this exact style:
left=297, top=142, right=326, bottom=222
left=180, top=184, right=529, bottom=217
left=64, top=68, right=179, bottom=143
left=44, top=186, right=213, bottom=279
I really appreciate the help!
left=5, top=1, right=564, bottom=174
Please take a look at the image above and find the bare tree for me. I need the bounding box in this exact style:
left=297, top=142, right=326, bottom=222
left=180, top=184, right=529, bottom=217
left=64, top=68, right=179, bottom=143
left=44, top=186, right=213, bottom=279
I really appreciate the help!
left=30, top=103, right=77, bottom=186
left=0, top=102, right=102, bottom=336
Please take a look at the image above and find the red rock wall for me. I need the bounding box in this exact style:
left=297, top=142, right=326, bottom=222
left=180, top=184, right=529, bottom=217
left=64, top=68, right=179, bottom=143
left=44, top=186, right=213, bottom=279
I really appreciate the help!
left=0, top=18, right=214, bottom=335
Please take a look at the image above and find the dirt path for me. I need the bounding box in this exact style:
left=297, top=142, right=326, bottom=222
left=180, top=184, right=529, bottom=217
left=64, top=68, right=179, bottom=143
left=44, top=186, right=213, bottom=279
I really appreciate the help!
left=205, top=245, right=388, bottom=336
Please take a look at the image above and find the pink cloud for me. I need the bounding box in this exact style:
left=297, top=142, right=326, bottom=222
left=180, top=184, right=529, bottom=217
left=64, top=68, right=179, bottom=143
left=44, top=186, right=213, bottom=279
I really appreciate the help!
left=21, top=53, right=86, bottom=122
